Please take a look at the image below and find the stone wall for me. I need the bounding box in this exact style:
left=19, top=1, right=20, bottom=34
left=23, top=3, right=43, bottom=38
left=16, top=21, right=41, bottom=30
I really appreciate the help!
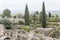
left=0, top=24, right=60, bottom=40
left=0, top=24, right=4, bottom=37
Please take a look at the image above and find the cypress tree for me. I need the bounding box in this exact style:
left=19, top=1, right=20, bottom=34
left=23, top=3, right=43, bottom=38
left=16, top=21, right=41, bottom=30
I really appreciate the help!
left=41, top=2, right=46, bottom=28
left=49, top=12, right=51, bottom=18
left=25, top=4, right=30, bottom=26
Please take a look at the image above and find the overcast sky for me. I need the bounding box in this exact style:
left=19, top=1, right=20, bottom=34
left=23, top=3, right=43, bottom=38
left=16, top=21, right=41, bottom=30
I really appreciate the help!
left=0, top=0, right=60, bottom=14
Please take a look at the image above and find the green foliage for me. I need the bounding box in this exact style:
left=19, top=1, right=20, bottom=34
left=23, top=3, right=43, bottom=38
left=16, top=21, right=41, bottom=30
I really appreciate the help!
left=36, top=24, right=42, bottom=27
left=49, top=12, right=51, bottom=18
left=0, top=20, right=4, bottom=24
left=35, top=11, right=39, bottom=15
left=32, top=11, right=39, bottom=24
left=55, top=14, right=59, bottom=17
left=29, top=15, right=32, bottom=24
left=24, top=4, right=30, bottom=26
left=41, top=2, right=46, bottom=28
left=23, top=26, right=30, bottom=32
left=40, top=12, right=42, bottom=23
left=52, top=27, right=60, bottom=38
left=2, top=9, right=11, bottom=18
left=49, top=17, right=60, bottom=22
left=32, top=14, right=36, bottom=23
left=13, top=16, right=16, bottom=19
left=18, top=21, right=24, bottom=25
left=49, top=17, right=56, bottom=22
left=5, top=25, right=12, bottom=29
left=0, top=19, right=12, bottom=29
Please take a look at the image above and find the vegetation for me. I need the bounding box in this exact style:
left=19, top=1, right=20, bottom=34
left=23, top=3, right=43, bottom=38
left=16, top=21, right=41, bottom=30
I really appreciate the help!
left=32, top=14, right=36, bottom=24
left=2, top=9, right=11, bottom=18
left=35, top=11, right=39, bottom=24
left=0, top=1, right=60, bottom=39
left=13, top=16, right=16, bottom=18
left=41, top=2, right=46, bottom=28
left=23, top=26, right=30, bottom=32
left=52, top=27, right=60, bottom=38
left=18, top=21, right=24, bottom=25
left=49, top=12, right=51, bottom=18
left=24, top=4, right=30, bottom=26
left=0, top=19, right=12, bottom=29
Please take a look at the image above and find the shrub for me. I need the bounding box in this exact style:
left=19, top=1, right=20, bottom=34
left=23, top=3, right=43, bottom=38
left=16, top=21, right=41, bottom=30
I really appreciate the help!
left=18, top=21, right=24, bottom=25
left=36, top=24, right=41, bottom=27
left=52, top=27, right=60, bottom=38
left=5, top=25, right=12, bottom=29
left=23, top=26, right=30, bottom=32
left=0, top=19, right=12, bottom=29
left=49, top=17, right=57, bottom=22
left=13, top=16, right=16, bottom=19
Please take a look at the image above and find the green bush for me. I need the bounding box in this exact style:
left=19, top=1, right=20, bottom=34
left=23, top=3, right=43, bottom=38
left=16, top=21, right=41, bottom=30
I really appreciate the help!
left=49, top=17, right=60, bottom=22
left=5, top=25, right=12, bottom=29
left=49, top=17, right=57, bottom=22
left=23, top=26, right=30, bottom=32
left=52, top=27, right=60, bottom=38
left=36, top=24, right=41, bottom=27
left=13, top=16, right=16, bottom=19
left=18, top=21, right=24, bottom=25
left=0, top=19, right=12, bottom=29
left=2, top=9, right=11, bottom=18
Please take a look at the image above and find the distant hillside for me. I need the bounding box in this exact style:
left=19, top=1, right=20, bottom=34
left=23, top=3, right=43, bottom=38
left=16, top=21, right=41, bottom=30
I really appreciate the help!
left=0, top=10, right=60, bottom=16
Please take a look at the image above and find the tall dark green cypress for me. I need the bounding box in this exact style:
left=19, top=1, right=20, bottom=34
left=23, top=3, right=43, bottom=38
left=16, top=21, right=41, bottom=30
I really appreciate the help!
left=49, top=12, right=51, bottom=18
left=41, top=2, right=46, bottom=28
left=25, top=4, right=30, bottom=26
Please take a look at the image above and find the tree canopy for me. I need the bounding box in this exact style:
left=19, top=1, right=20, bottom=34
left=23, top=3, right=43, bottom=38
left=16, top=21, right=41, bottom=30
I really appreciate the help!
left=2, top=9, right=11, bottom=18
